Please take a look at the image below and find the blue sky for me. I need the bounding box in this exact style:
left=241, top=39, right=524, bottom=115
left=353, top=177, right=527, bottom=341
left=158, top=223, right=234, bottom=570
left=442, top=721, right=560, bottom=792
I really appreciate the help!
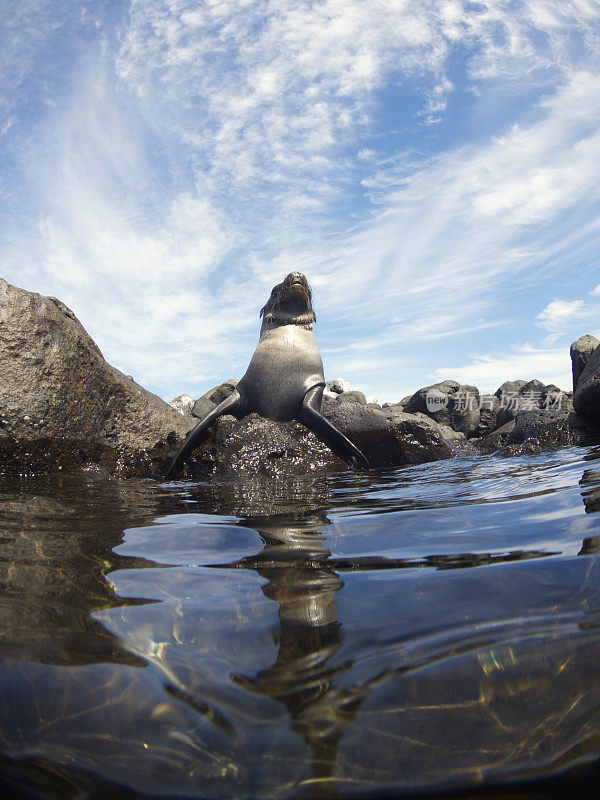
left=2, top=0, right=600, bottom=403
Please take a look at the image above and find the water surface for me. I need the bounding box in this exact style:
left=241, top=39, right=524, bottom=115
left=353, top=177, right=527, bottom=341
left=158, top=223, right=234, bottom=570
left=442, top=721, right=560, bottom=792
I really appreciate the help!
left=1, top=447, right=600, bottom=798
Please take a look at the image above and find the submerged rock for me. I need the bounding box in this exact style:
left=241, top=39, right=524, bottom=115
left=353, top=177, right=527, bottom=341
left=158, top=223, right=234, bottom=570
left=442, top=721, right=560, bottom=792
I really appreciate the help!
left=0, top=278, right=188, bottom=476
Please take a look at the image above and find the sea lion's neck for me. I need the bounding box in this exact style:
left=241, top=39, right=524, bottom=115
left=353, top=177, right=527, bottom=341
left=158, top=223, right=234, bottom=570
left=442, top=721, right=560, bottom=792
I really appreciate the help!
left=260, top=320, right=314, bottom=338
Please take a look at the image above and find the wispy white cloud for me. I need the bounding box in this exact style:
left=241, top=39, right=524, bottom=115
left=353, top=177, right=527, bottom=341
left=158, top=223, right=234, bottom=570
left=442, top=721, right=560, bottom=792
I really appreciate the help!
left=2, top=1, right=600, bottom=402
left=536, top=299, right=584, bottom=331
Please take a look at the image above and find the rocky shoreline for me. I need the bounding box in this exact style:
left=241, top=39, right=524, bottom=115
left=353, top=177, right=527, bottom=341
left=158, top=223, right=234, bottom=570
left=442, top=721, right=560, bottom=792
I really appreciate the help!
left=1, top=278, right=598, bottom=478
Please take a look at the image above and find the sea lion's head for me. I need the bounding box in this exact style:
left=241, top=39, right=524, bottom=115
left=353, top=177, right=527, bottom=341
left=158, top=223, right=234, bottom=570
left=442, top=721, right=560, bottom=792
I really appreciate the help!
left=260, top=272, right=316, bottom=328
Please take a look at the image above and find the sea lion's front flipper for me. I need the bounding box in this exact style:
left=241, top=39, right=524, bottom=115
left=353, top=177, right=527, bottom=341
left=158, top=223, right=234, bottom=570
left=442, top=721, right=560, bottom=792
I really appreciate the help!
left=299, top=386, right=370, bottom=469
left=165, top=390, right=243, bottom=478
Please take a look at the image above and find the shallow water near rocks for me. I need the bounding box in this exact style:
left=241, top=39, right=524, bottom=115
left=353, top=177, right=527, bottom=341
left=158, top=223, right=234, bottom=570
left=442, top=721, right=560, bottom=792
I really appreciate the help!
left=2, top=447, right=600, bottom=799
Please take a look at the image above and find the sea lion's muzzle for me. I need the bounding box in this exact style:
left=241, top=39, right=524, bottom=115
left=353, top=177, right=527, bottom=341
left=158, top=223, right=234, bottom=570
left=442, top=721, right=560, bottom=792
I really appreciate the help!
left=283, top=272, right=310, bottom=302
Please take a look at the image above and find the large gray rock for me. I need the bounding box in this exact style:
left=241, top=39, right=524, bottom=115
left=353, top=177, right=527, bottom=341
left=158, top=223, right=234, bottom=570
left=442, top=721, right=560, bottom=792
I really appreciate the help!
left=0, top=278, right=188, bottom=476
left=169, top=393, right=196, bottom=428
left=570, top=335, right=600, bottom=391
left=327, top=378, right=352, bottom=394
left=473, top=420, right=517, bottom=454
left=191, top=379, right=238, bottom=419
left=180, top=414, right=341, bottom=478
left=573, top=343, right=600, bottom=426
left=179, top=400, right=455, bottom=476
left=169, top=393, right=195, bottom=416
left=476, top=397, right=598, bottom=454
left=478, top=393, right=501, bottom=437
left=494, top=379, right=563, bottom=428
left=403, top=380, right=481, bottom=436
left=336, top=390, right=367, bottom=405
left=324, top=401, right=453, bottom=469
left=381, top=404, right=476, bottom=456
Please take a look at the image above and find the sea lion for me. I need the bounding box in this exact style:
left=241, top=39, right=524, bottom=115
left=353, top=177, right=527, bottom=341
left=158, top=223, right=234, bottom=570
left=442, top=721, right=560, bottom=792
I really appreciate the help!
left=166, top=272, right=369, bottom=477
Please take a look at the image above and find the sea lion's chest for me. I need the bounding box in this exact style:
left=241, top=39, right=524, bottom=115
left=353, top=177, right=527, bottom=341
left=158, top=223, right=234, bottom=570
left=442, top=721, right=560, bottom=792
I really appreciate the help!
left=238, top=325, right=324, bottom=421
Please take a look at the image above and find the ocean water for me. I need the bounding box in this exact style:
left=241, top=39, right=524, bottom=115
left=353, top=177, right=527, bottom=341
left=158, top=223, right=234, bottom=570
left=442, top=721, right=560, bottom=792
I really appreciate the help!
left=1, top=446, right=600, bottom=799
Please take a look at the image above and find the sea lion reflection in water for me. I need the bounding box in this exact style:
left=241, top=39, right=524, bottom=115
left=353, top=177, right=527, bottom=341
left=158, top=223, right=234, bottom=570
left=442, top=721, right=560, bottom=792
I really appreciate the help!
left=166, top=272, right=369, bottom=477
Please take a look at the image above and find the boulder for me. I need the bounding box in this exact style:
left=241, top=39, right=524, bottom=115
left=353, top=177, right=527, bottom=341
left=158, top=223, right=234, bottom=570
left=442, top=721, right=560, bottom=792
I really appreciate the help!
left=207, top=378, right=239, bottom=405
left=573, top=342, right=600, bottom=426
left=324, top=401, right=453, bottom=469
left=326, top=378, right=352, bottom=394
left=180, top=400, right=455, bottom=476
left=169, top=393, right=195, bottom=416
left=381, top=402, right=405, bottom=414
left=494, top=379, right=563, bottom=428
left=472, top=420, right=517, bottom=454
left=179, top=414, right=341, bottom=478
left=336, top=390, right=367, bottom=405
left=434, top=422, right=478, bottom=456
left=0, top=278, right=188, bottom=476
left=192, top=379, right=238, bottom=419
left=510, top=404, right=595, bottom=448
left=477, top=393, right=501, bottom=437
left=169, top=393, right=196, bottom=428
left=403, top=380, right=480, bottom=436
left=475, top=397, right=598, bottom=454
left=381, top=404, right=476, bottom=456
left=191, top=395, right=215, bottom=420
left=570, top=335, right=600, bottom=391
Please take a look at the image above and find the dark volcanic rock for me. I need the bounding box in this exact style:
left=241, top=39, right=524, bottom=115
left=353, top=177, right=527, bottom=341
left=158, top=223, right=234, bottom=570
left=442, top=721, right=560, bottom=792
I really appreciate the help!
left=191, top=395, right=215, bottom=421
left=573, top=342, right=600, bottom=426
left=570, top=335, right=600, bottom=392
left=381, top=402, right=405, bottom=415
left=404, top=380, right=480, bottom=436
left=180, top=401, right=455, bottom=476
left=478, top=393, right=501, bottom=437
left=336, top=390, right=367, bottom=405
left=475, top=399, right=598, bottom=454
left=180, top=414, right=341, bottom=478
left=494, top=380, right=528, bottom=427
left=510, top=405, right=596, bottom=448
left=324, top=400, right=453, bottom=469
left=474, top=421, right=517, bottom=454
left=382, top=404, right=476, bottom=456
left=494, top=379, right=564, bottom=428
left=326, top=378, right=352, bottom=394
left=0, top=278, right=188, bottom=476
left=191, top=379, right=238, bottom=419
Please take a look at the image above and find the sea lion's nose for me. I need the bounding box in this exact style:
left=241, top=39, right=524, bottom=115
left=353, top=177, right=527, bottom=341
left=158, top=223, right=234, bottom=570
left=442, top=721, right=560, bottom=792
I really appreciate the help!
left=289, top=272, right=305, bottom=284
